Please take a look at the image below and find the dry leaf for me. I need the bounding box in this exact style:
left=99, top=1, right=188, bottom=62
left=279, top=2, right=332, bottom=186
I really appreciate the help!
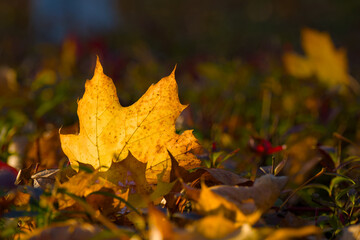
left=197, top=168, right=252, bottom=186
left=98, top=152, right=152, bottom=194
left=189, top=214, right=239, bottom=239
left=148, top=206, right=204, bottom=240
left=265, top=225, right=322, bottom=240
left=148, top=206, right=175, bottom=240
left=210, top=174, right=288, bottom=214
left=31, top=169, right=60, bottom=189
left=60, top=57, right=201, bottom=183
left=184, top=181, right=260, bottom=224
left=185, top=174, right=287, bottom=224
left=225, top=224, right=321, bottom=240
left=25, top=128, right=67, bottom=171
left=57, top=171, right=128, bottom=213
left=23, top=220, right=121, bottom=240
left=283, top=28, right=349, bottom=86
left=284, top=135, right=318, bottom=184
left=148, top=206, right=319, bottom=240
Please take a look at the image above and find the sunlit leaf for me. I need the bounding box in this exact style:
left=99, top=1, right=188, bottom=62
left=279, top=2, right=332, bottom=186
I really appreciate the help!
left=283, top=28, right=349, bottom=86
left=60, top=57, right=202, bottom=183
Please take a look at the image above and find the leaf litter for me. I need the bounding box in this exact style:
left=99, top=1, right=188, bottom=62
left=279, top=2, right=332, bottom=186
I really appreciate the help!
left=2, top=56, right=340, bottom=239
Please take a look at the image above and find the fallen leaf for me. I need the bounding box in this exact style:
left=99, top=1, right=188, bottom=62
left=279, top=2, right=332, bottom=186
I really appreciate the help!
left=184, top=181, right=260, bottom=224
left=57, top=171, right=128, bottom=213
left=166, top=151, right=205, bottom=213
left=167, top=151, right=253, bottom=213
left=189, top=214, right=239, bottom=239
left=149, top=171, right=177, bottom=203
left=148, top=206, right=175, bottom=240
left=60, top=57, right=201, bottom=183
left=23, top=220, right=125, bottom=240
left=283, top=28, right=349, bottom=86
left=185, top=174, right=287, bottom=224
left=265, top=225, right=322, bottom=240
left=169, top=150, right=200, bottom=183
left=25, top=126, right=73, bottom=171
left=98, top=152, right=152, bottom=194
left=148, top=206, right=204, bottom=240
left=31, top=169, right=60, bottom=189
left=198, top=168, right=252, bottom=186
left=209, top=175, right=288, bottom=214
left=282, top=53, right=312, bottom=79
left=15, top=164, right=36, bottom=186
left=225, top=224, right=321, bottom=240
left=127, top=169, right=177, bottom=209
left=284, top=135, right=318, bottom=184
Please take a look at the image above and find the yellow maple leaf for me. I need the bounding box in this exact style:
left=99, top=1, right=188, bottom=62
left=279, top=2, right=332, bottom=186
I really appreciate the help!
left=60, top=57, right=201, bottom=183
left=283, top=28, right=349, bottom=86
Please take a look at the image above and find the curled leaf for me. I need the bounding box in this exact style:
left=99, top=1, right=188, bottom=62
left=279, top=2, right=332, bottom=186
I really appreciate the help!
left=185, top=175, right=287, bottom=224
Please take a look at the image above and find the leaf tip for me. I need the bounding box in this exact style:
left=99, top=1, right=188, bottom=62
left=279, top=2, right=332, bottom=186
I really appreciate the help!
left=94, top=56, right=104, bottom=74
left=170, top=65, right=177, bottom=78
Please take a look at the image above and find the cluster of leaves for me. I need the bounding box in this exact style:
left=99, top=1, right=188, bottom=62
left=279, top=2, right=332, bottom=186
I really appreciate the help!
left=1, top=28, right=360, bottom=239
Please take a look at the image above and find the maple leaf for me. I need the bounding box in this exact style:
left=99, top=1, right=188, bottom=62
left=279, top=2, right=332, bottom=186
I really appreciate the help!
left=57, top=171, right=129, bottom=212
left=60, top=57, right=201, bottom=183
left=98, top=152, right=152, bottom=194
left=283, top=28, right=349, bottom=86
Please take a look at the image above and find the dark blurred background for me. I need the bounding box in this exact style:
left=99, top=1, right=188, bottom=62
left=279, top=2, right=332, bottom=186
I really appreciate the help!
left=2, top=0, right=360, bottom=173
left=2, top=0, right=360, bottom=74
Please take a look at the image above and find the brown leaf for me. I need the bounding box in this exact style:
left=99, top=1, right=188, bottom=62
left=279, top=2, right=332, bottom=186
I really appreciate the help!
left=169, top=150, right=200, bottom=183
left=284, top=135, right=318, bottom=184
left=199, top=168, right=252, bottom=186
left=98, top=152, right=152, bottom=194
left=31, top=168, right=60, bottom=189
left=183, top=181, right=260, bottom=224
left=209, top=174, right=288, bottom=214
left=57, top=171, right=128, bottom=213
left=189, top=214, right=239, bottom=239
left=15, top=164, right=36, bottom=185
left=184, top=174, right=287, bottom=224
left=23, top=220, right=125, bottom=240
left=25, top=127, right=69, bottom=171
